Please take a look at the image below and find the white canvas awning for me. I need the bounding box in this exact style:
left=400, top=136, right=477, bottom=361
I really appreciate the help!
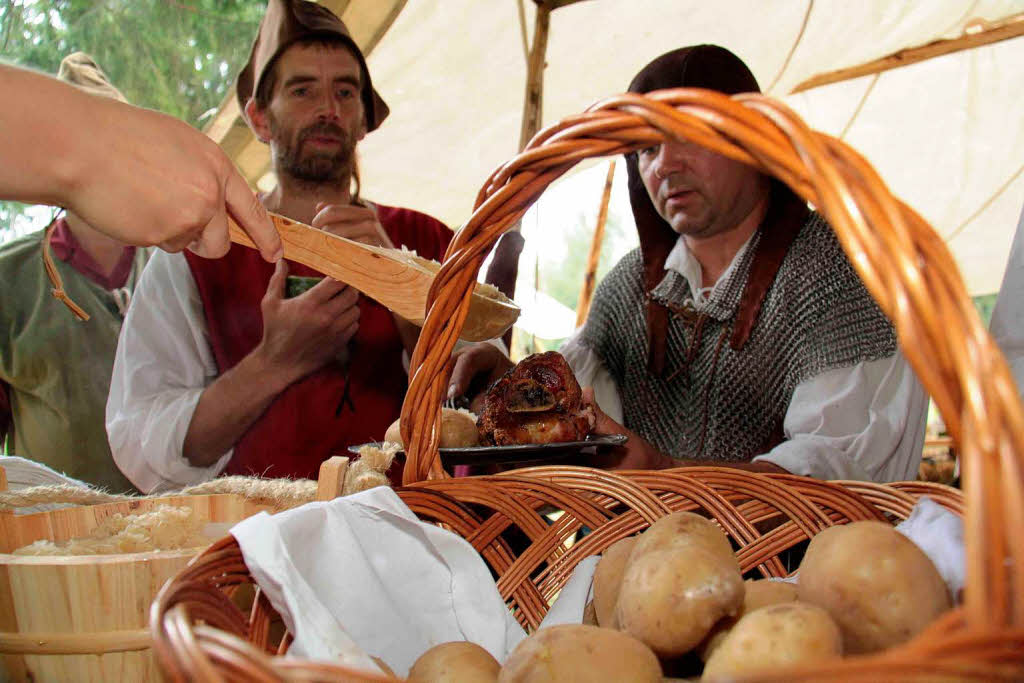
left=211, top=0, right=1024, bottom=296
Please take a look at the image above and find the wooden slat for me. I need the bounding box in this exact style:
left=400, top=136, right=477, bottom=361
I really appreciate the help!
left=228, top=213, right=520, bottom=341
left=791, top=13, right=1024, bottom=93
left=0, top=629, right=151, bottom=655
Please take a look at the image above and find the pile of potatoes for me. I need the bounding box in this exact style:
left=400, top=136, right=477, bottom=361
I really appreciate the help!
left=402, top=513, right=952, bottom=682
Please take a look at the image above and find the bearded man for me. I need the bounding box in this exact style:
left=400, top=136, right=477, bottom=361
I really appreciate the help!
left=107, top=0, right=452, bottom=491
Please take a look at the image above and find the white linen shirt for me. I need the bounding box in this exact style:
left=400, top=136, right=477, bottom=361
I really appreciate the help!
left=106, top=250, right=230, bottom=493
left=562, top=234, right=928, bottom=483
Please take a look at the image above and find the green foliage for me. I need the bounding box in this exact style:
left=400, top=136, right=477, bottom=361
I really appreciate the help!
left=0, top=0, right=266, bottom=239
left=0, top=200, right=59, bottom=242
left=515, top=194, right=638, bottom=357
left=538, top=209, right=629, bottom=313
left=972, top=293, right=998, bottom=328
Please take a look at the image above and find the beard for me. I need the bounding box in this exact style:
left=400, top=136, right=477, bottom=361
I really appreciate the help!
left=270, top=117, right=357, bottom=185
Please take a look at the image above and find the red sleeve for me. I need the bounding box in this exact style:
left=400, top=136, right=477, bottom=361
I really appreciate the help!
left=374, top=204, right=452, bottom=262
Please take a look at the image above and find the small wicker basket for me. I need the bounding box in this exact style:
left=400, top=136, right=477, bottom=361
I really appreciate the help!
left=152, top=89, right=1024, bottom=680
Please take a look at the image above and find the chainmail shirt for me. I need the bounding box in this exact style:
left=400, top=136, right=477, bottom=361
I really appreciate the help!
left=579, top=213, right=897, bottom=462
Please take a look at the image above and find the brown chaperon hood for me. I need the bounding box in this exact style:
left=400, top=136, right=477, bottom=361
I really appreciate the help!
left=236, top=0, right=389, bottom=131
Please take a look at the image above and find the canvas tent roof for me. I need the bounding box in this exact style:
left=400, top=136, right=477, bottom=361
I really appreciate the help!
left=210, top=0, right=1024, bottom=297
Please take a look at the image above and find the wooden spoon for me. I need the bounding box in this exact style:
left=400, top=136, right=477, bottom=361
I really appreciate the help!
left=228, top=213, right=520, bottom=342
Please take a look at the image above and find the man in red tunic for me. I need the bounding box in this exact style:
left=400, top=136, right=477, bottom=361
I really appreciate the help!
left=107, top=0, right=452, bottom=491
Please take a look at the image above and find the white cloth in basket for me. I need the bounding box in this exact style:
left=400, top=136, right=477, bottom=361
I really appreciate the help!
left=768, top=496, right=964, bottom=599
left=231, top=487, right=597, bottom=677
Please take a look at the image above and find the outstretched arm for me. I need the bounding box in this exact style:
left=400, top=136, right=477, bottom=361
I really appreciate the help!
left=0, top=63, right=281, bottom=261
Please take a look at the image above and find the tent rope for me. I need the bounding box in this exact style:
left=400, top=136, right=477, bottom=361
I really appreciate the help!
left=766, top=0, right=814, bottom=94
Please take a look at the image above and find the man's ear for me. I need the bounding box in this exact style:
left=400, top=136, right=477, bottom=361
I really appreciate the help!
left=245, top=98, right=272, bottom=143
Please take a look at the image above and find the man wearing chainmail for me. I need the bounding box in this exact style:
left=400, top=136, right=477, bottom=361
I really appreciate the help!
left=451, top=45, right=926, bottom=482
left=569, top=44, right=927, bottom=481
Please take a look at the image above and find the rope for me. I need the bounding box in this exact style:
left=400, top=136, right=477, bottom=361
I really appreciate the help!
left=0, top=484, right=133, bottom=509
left=342, top=446, right=396, bottom=496
left=1, top=454, right=396, bottom=511
left=42, top=217, right=90, bottom=321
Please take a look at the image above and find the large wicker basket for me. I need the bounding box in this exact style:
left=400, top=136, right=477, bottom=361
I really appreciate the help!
left=152, top=89, right=1024, bottom=681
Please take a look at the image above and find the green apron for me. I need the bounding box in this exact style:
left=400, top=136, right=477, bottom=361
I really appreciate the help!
left=0, top=231, right=148, bottom=493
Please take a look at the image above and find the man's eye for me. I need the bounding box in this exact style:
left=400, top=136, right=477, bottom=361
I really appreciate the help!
left=337, top=87, right=356, bottom=99
left=639, top=144, right=659, bottom=156
left=291, top=87, right=309, bottom=97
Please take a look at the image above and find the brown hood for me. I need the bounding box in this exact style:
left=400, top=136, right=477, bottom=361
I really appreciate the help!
left=236, top=0, right=389, bottom=131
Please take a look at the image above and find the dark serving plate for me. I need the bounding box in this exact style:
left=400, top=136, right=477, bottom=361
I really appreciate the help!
left=348, top=433, right=628, bottom=466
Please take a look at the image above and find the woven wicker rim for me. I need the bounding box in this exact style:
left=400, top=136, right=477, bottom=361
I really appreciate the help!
left=150, top=469, right=1024, bottom=682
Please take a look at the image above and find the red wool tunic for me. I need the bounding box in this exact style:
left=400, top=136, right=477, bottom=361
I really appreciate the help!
left=184, top=204, right=451, bottom=483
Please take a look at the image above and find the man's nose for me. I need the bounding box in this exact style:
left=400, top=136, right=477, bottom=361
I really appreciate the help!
left=315, top=91, right=341, bottom=120
left=654, top=141, right=692, bottom=178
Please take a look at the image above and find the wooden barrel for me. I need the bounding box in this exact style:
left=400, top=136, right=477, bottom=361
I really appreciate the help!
left=0, top=491, right=270, bottom=682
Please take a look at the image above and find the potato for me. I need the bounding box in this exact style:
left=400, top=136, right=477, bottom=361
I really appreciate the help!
left=407, top=641, right=500, bottom=683
left=498, top=624, right=661, bottom=683
left=797, top=521, right=951, bottom=654
left=701, top=602, right=842, bottom=680
left=592, top=535, right=637, bottom=628
left=630, top=511, right=734, bottom=562
left=698, top=578, right=798, bottom=661
left=615, top=546, right=744, bottom=657
left=384, top=408, right=479, bottom=448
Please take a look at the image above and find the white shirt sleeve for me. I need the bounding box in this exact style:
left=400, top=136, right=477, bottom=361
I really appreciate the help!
left=106, top=250, right=232, bottom=493
left=563, top=328, right=925, bottom=482
left=753, top=350, right=928, bottom=482
left=561, top=331, right=624, bottom=423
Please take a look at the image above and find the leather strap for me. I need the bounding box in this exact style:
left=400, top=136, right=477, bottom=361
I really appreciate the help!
left=645, top=297, right=670, bottom=375
left=730, top=185, right=809, bottom=350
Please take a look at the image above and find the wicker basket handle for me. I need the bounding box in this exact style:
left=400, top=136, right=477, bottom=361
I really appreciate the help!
left=399, top=87, right=1024, bottom=631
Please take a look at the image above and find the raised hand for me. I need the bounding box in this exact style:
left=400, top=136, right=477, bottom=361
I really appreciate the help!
left=0, top=65, right=282, bottom=262
left=311, top=201, right=394, bottom=248
left=255, top=260, right=360, bottom=385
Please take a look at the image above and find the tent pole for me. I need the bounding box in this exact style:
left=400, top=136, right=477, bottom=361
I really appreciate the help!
left=517, top=1, right=551, bottom=150
left=791, top=12, right=1024, bottom=93
left=575, top=160, right=616, bottom=328
left=485, top=0, right=553, bottom=348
